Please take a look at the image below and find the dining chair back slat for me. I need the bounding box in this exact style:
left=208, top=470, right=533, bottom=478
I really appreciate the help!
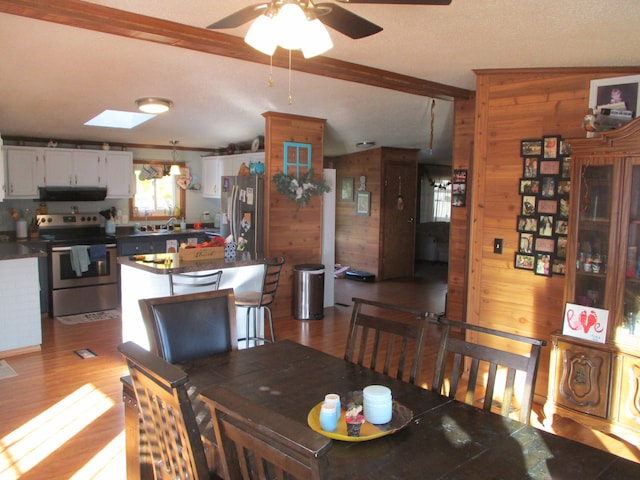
left=344, top=297, right=435, bottom=385
left=169, top=270, right=223, bottom=296
left=139, top=288, right=237, bottom=364
left=207, top=386, right=331, bottom=480
left=118, top=341, right=212, bottom=480
left=432, top=318, right=546, bottom=424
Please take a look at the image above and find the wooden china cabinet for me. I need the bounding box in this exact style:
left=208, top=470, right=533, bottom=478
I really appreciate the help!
left=546, top=119, right=640, bottom=444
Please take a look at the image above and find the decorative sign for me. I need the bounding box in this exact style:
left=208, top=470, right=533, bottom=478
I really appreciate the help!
left=562, top=302, right=609, bottom=344
left=452, top=169, right=467, bottom=207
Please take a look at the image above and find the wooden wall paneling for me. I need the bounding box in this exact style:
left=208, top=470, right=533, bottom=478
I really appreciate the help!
left=263, top=112, right=326, bottom=319
left=463, top=67, right=640, bottom=403
left=447, top=97, right=475, bottom=321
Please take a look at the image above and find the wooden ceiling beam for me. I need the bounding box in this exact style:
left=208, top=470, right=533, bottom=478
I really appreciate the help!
left=0, top=0, right=472, bottom=101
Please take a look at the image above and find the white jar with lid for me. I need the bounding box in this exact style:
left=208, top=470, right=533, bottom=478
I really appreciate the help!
left=363, top=385, right=392, bottom=424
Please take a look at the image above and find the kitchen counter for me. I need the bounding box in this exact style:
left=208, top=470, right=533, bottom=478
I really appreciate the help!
left=119, top=252, right=266, bottom=350
left=0, top=240, right=47, bottom=261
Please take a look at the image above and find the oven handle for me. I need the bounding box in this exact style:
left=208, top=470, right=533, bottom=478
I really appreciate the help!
left=52, top=244, right=117, bottom=252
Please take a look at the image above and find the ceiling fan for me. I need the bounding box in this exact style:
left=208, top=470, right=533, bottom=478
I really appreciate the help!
left=207, top=0, right=452, bottom=42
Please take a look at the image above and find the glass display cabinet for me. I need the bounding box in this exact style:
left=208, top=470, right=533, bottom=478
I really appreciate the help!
left=546, top=119, right=640, bottom=445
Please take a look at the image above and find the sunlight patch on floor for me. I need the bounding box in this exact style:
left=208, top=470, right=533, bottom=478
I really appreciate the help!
left=69, top=431, right=125, bottom=480
left=0, top=384, right=113, bottom=478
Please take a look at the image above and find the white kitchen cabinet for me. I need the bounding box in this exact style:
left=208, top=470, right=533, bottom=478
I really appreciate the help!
left=103, top=151, right=134, bottom=197
left=3, top=146, right=44, bottom=198
left=202, top=152, right=264, bottom=198
left=43, top=148, right=101, bottom=186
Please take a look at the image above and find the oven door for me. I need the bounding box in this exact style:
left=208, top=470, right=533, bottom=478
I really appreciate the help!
left=51, top=244, right=117, bottom=289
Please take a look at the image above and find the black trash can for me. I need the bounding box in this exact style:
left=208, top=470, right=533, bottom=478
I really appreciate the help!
left=293, top=263, right=325, bottom=320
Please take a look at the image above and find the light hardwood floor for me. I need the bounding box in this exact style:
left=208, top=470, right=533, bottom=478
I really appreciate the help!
left=0, top=262, right=638, bottom=479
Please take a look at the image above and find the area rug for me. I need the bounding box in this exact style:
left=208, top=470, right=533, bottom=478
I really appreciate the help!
left=0, top=360, right=18, bottom=380
left=56, top=309, right=121, bottom=325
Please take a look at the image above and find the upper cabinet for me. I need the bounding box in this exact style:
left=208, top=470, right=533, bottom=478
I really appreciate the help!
left=3, top=147, right=44, bottom=198
left=202, top=152, right=264, bottom=198
left=103, top=151, right=134, bottom=198
left=43, top=149, right=101, bottom=186
left=3, top=146, right=134, bottom=198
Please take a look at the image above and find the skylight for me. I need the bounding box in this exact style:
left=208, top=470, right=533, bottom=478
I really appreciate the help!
left=84, top=110, right=155, bottom=129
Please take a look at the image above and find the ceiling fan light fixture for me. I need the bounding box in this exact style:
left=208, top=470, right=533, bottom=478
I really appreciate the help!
left=275, top=3, right=308, bottom=50
left=245, top=14, right=278, bottom=55
left=301, top=18, right=333, bottom=58
left=135, top=97, right=173, bottom=114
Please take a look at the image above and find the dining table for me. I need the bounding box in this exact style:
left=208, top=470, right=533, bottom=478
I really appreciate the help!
left=123, top=340, right=640, bottom=479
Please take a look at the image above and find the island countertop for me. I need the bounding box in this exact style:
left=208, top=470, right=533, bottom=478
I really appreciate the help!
left=117, top=252, right=265, bottom=274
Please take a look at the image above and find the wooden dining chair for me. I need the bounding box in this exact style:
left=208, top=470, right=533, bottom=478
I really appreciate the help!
left=118, top=341, right=218, bottom=480
left=431, top=317, right=547, bottom=425
left=138, top=288, right=237, bottom=364
left=207, top=385, right=332, bottom=480
left=344, top=297, right=436, bottom=385
left=235, top=256, right=285, bottom=347
left=169, top=269, right=223, bottom=296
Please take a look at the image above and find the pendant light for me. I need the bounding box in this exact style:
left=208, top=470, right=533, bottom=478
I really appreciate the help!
left=169, top=140, right=182, bottom=175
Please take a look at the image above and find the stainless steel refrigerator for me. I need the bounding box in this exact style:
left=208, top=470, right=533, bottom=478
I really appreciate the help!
left=220, top=175, right=264, bottom=259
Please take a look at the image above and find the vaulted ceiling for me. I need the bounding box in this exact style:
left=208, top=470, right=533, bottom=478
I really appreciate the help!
left=1, top=1, right=639, bottom=165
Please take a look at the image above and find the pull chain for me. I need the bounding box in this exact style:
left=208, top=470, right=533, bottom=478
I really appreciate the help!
left=268, top=54, right=274, bottom=87
left=429, top=99, right=435, bottom=155
left=288, top=49, right=293, bottom=105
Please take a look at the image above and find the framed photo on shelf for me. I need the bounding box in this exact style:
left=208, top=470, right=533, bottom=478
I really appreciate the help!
left=521, top=139, right=543, bottom=157
left=519, top=233, right=534, bottom=253
left=538, top=199, right=558, bottom=215
left=340, top=177, right=354, bottom=201
left=519, top=178, right=540, bottom=194
left=543, top=135, right=560, bottom=159
left=355, top=191, right=371, bottom=215
left=523, top=157, right=539, bottom=178
left=589, top=74, right=640, bottom=115
left=515, top=253, right=535, bottom=271
left=517, top=215, right=538, bottom=233
left=535, top=253, right=552, bottom=276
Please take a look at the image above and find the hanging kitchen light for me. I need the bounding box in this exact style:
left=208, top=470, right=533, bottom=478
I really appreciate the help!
left=135, top=97, right=173, bottom=114
left=169, top=140, right=182, bottom=175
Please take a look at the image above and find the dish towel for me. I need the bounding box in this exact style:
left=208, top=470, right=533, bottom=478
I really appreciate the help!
left=70, top=245, right=90, bottom=277
left=89, top=244, right=107, bottom=262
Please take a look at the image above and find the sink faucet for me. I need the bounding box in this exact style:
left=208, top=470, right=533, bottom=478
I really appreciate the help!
left=163, top=217, right=177, bottom=228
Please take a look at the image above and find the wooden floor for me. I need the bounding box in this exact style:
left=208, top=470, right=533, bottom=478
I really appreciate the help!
left=0, top=262, right=638, bottom=479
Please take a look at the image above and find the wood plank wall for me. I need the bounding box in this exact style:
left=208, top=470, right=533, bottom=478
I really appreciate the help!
left=263, top=112, right=326, bottom=319
left=446, top=96, right=475, bottom=321
left=463, top=67, right=640, bottom=401
left=325, top=148, right=383, bottom=278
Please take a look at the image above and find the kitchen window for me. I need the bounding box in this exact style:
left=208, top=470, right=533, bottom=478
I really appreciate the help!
left=129, top=161, right=185, bottom=221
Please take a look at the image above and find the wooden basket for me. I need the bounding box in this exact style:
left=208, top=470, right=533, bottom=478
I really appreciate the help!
left=178, top=246, right=224, bottom=261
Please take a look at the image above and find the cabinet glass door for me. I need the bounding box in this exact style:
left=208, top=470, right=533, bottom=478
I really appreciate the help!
left=573, top=163, right=613, bottom=310
left=621, top=161, right=640, bottom=341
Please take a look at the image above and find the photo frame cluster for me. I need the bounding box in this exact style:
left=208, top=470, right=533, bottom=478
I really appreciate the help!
left=515, top=135, right=570, bottom=277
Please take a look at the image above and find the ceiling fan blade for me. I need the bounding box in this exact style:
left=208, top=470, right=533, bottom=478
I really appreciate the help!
left=206, top=3, right=268, bottom=29
left=335, top=0, right=452, bottom=4
left=316, top=3, right=383, bottom=39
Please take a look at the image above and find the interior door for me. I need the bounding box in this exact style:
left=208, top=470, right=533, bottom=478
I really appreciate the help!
left=381, top=161, right=417, bottom=279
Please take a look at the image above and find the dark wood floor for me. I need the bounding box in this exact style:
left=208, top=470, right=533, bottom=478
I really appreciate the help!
left=0, top=262, right=638, bottom=479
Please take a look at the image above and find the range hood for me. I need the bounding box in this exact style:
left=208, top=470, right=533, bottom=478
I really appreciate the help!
left=39, top=186, right=108, bottom=202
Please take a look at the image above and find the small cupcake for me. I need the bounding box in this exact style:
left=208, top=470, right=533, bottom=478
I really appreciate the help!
left=345, top=403, right=366, bottom=437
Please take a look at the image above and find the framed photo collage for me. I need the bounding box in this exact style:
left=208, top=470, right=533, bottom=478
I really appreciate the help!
left=515, top=135, right=570, bottom=277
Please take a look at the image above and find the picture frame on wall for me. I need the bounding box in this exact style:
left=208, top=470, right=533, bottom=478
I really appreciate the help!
left=589, top=74, right=640, bottom=116
left=538, top=199, right=558, bottom=215
left=517, top=215, right=537, bottom=233
left=557, top=180, right=571, bottom=196
left=552, top=258, right=566, bottom=275
left=535, top=253, right=552, bottom=276
left=523, top=157, right=539, bottom=178
left=538, top=214, right=554, bottom=236
left=535, top=237, right=555, bottom=254
left=522, top=195, right=536, bottom=215
left=521, top=139, right=542, bottom=157
left=543, top=135, right=560, bottom=159
left=519, top=233, right=534, bottom=253
left=556, top=236, right=568, bottom=258
left=340, top=177, right=354, bottom=201
left=561, top=157, right=571, bottom=179
left=519, top=178, right=540, bottom=194
left=540, top=160, right=560, bottom=175
left=355, top=191, right=371, bottom=215
left=540, top=176, right=557, bottom=198
left=515, top=253, right=535, bottom=271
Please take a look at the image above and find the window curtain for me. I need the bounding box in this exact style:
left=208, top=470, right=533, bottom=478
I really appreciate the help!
left=420, top=166, right=451, bottom=223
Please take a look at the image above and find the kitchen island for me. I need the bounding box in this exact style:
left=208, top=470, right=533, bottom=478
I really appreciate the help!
left=0, top=241, right=47, bottom=356
left=118, top=253, right=266, bottom=350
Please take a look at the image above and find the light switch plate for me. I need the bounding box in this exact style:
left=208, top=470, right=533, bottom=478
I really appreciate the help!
left=494, top=238, right=503, bottom=254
